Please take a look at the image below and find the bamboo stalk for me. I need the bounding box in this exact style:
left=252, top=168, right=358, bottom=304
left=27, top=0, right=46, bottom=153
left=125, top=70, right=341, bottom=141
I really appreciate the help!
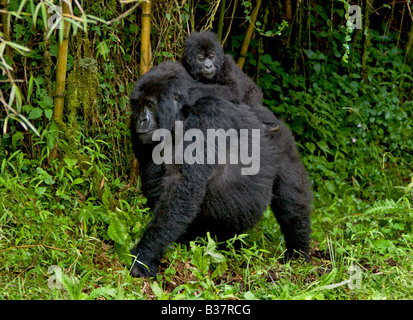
left=1, top=0, right=11, bottom=58
left=43, top=6, right=53, bottom=96
left=51, top=0, right=71, bottom=159
left=53, top=0, right=71, bottom=122
left=140, top=0, right=151, bottom=75
left=132, top=0, right=152, bottom=181
left=217, top=0, right=226, bottom=42
left=237, top=0, right=262, bottom=70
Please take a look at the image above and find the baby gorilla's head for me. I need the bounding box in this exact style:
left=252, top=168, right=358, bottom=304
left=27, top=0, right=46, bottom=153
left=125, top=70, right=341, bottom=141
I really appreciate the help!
left=182, top=31, right=224, bottom=83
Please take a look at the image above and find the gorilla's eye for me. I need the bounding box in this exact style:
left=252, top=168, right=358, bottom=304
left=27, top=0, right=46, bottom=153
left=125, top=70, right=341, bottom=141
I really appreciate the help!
left=197, top=54, right=205, bottom=61
left=208, top=53, right=215, bottom=60
left=144, top=100, right=155, bottom=109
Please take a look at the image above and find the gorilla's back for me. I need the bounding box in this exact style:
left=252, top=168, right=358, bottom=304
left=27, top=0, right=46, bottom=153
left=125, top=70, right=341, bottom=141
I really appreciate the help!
left=185, top=96, right=278, bottom=237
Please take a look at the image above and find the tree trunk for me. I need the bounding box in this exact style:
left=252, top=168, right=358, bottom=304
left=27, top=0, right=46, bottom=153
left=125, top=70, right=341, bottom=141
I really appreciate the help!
left=285, top=0, right=292, bottom=21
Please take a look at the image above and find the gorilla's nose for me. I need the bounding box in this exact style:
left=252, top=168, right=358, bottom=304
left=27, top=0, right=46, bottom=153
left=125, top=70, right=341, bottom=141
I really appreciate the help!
left=205, top=60, right=213, bottom=70
left=138, top=114, right=148, bottom=124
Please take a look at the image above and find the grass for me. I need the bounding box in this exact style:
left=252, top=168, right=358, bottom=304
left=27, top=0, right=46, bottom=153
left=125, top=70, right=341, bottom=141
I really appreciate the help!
left=0, top=149, right=412, bottom=300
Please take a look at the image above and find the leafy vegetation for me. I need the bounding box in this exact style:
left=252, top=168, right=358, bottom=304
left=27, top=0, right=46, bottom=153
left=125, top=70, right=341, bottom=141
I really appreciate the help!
left=1, top=0, right=412, bottom=300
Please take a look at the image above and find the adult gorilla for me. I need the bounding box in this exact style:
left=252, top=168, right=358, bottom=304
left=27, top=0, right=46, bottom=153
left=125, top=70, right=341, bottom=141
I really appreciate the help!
left=129, top=61, right=312, bottom=277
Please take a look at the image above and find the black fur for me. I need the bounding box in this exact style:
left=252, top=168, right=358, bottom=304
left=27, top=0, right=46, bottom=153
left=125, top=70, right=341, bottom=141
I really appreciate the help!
left=129, top=61, right=312, bottom=277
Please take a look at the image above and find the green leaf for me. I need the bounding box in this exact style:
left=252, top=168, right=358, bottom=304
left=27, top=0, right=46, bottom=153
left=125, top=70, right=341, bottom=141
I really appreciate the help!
left=325, top=180, right=336, bottom=193
left=64, top=158, right=78, bottom=169
left=44, top=109, right=53, bottom=120
left=314, top=63, right=321, bottom=75
left=316, top=140, right=329, bottom=154
left=151, top=281, right=168, bottom=300
left=27, top=74, right=35, bottom=101
left=320, top=268, right=337, bottom=286
left=12, top=132, right=24, bottom=148
left=87, top=287, right=118, bottom=300
left=28, top=107, right=43, bottom=119
left=305, top=142, right=316, bottom=153
left=205, top=233, right=226, bottom=263
left=36, top=187, right=47, bottom=196
left=304, top=49, right=315, bottom=59
left=372, top=239, right=393, bottom=253
left=44, top=175, right=55, bottom=185
left=108, top=218, right=128, bottom=245
left=47, top=122, right=59, bottom=150
left=73, top=178, right=84, bottom=185
left=244, top=291, right=259, bottom=300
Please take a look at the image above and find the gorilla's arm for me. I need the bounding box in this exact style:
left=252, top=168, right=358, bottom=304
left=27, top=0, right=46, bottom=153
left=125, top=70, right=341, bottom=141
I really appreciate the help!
left=130, top=162, right=213, bottom=278
left=186, top=81, right=242, bottom=105
left=174, top=61, right=242, bottom=105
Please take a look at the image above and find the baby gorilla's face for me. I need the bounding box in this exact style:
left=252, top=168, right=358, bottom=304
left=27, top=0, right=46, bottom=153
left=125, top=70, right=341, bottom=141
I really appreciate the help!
left=195, top=51, right=217, bottom=80
left=182, top=31, right=225, bottom=83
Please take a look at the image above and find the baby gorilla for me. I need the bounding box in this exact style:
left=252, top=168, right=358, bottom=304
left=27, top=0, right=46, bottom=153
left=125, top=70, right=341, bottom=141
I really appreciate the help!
left=181, top=30, right=278, bottom=129
left=129, top=61, right=312, bottom=277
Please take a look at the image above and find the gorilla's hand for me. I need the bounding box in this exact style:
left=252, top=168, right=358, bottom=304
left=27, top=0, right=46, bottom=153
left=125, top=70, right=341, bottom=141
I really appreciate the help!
left=129, top=247, right=159, bottom=278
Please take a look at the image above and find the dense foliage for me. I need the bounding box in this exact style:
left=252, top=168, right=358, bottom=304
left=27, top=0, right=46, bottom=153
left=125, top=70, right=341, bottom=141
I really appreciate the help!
left=0, top=0, right=412, bottom=300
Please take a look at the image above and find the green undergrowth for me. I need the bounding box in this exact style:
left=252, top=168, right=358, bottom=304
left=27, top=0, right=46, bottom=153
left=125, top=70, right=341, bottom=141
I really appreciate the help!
left=1, top=143, right=412, bottom=299
left=1, top=48, right=413, bottom=299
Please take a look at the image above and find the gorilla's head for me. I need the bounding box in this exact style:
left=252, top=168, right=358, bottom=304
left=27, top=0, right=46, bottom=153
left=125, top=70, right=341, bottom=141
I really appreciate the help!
left=182, top=31, right=224, bottom=83
left=130, top=61, right=189, bottom=144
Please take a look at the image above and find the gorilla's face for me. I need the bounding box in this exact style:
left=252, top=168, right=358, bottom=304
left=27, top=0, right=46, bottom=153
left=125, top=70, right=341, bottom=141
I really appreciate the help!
left=130, top=61, right=190, bottom=145
left=130, top=91, right=184, bottom=145
left=131, top=95, right=159, bottom=144
left=195, top=51, right=217, bottom=80
left=182, top=31, right=224, bottom=83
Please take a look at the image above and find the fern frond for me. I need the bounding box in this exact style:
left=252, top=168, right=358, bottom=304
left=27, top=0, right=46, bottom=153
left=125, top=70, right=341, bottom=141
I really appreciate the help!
left=365, top=199, right=397, bottom=215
